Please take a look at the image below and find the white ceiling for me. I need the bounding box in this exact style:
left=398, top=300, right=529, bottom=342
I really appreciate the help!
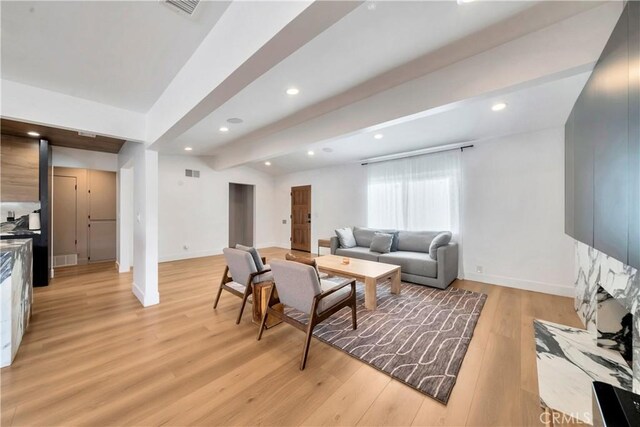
left=171, top=0, right=538, bottom=154
left=252, top=71, right=590, bottom=175
left=0, top=0, right=230, bottom=112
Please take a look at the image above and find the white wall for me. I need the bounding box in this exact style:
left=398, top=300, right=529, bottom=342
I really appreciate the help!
left=461, top=127, right=575, bottom=296
left=270, top=127, right=574, bottom=296
left=51, top=146, right=118, bottom=171
left=273, top=164, right=367, bottom=252
left=157, top=155, right=276, bottom=262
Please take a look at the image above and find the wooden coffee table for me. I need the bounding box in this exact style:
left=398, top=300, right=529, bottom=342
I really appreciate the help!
left=315, top=255, right=401, bottom=310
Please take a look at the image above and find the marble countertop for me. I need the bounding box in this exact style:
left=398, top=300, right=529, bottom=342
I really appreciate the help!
left=534, top=319, right=633, bottom=424
left=1, top=239, right=32, bottom=281
left=1, top=238, right=33, bottom=368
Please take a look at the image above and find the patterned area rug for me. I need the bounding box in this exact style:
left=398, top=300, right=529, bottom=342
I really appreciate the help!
left=286, top=280, right=486, bottom=404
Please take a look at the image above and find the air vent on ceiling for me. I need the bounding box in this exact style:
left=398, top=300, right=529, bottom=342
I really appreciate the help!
left=185, top=169, right=200, bottom=178
left=165, top=0, right=200, bottom=15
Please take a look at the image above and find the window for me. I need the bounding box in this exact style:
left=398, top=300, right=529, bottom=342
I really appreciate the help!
left=367, top=150, right=461, bottom=234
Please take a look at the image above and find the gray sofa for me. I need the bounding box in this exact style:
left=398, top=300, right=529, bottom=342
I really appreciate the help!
left=330, top=227, right=458, bottom=289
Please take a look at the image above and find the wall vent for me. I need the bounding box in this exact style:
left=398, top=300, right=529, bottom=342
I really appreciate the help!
left=164, top=0, right=200, bottom=15
left=54, top=254, right=78, bottom=268
left=185, top=169, right=200, bottom=178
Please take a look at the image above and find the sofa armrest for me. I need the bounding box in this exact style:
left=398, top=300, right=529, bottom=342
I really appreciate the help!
left=437, top=243, right=459, bottom=288
left=330, top=236, right=340, bottom=254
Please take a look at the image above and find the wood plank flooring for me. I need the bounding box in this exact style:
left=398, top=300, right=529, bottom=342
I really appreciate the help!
left=0, top=248, right=583, bottom=426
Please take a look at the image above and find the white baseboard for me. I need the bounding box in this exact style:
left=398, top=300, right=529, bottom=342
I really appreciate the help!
left=159, top=250, right=218, bottom=263
left=115, top=260, right=131, bottom=273
left=463, top=272, right=574, bottom=297
left=132, top=282, right=159, bottom=307
left=158, top=243, right=280, bottom=263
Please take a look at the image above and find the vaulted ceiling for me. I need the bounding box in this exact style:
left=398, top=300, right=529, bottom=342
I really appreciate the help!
left=0, top=1, right=625, bottom=174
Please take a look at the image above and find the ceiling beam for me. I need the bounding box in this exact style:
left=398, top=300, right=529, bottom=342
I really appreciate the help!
left=210, top=1, right=622, bottom=170
left=0, top=80, right=146, bottom=142
left=146, top=0, right=363, bottom=150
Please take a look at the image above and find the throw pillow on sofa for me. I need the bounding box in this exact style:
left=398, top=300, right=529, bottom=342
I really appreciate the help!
left=335, top=227, right=357, bottom=248
left=429, top=232, right=452, bottom=260
left=370, top=232, right=394, bottom=254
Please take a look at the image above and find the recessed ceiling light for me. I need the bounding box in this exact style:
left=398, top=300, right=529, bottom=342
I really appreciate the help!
left=491, top=102, right=507, bottom=112
left=374, top=133, right=384, bottom=139
left=367, top=2, right=377, bottom=11
left=219, top=126, right=229, bottom=132
left=227, top=118, right=243, bottom=124
left=286, top=87, right=300, bottom=96
left=184, top=147, right=193, bottom=151
left=307, top=150, right=314, bottom=156
left=27, top=131, right=40, bottom=137
left=457, top=0, right=475, bottom=4
left=264, top=161, right=271, bottom=166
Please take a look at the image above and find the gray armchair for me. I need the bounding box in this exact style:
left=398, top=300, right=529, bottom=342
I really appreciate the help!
left=214, top=247, right=273, bottom=324
left=257, top=260, right=357, bottom=370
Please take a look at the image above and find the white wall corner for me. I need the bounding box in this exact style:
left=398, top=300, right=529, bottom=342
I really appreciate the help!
left=132, top=282, right=160, bottom=307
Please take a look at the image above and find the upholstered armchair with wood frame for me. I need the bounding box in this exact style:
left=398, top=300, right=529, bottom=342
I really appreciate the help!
left=257, top=259, right=357, bottom=370
left=214, top=247, right=272, bottom=324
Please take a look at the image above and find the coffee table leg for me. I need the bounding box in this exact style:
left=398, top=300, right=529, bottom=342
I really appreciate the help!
left=364, top=277, right=377, bottom=310
left=391, top=269, right=401, bottom=295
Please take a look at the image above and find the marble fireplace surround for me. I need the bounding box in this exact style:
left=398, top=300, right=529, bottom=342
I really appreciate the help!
left=575, top=241, right=640, bottom=393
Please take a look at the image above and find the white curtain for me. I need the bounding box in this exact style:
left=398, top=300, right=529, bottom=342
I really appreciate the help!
left=367, top=149, right=461, bottom=240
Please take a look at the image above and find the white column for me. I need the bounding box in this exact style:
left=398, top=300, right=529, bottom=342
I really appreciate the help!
left=118, top=142, right=159, bottom=307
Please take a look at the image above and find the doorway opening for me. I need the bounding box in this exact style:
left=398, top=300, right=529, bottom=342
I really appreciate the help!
left=228, top=183, right=255, bottom=248
left=290, top=185, right=311, bottom=252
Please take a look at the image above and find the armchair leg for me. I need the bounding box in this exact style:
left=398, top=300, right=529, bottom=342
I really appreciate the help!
left=300, top=319, right=315, bottom=370
left=236, top=285, right=252, bottom=325
left=213, top=286, right=224, bottom=309
left=257, top=286, right=274, bottom=341
left=351, top=303, right=357, bottom=330
left=215, top=266, right=230, bottom=309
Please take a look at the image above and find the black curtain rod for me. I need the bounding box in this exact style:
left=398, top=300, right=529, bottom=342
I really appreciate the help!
left=361, top=144, right=474, bottom=166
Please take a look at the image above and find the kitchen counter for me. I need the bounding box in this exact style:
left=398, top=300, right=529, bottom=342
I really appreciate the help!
left=1, top=238, right=33, bottom=367
left=0, top=230, right=41, bottom=239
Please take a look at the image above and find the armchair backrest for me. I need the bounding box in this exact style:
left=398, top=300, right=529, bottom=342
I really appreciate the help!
left=223, top=247, right=257, bottom=286
left=270, top=260, right=322, bottom=314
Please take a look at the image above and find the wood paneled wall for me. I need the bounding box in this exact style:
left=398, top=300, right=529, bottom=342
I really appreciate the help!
left=0, top=135, right=39, bottom=202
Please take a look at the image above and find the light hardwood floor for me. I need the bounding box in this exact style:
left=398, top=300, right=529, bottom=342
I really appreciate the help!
left=0, top=247, right=583, bottom=426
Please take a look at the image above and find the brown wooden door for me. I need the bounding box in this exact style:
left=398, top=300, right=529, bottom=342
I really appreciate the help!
left=291, top=185, right=311, bottom=252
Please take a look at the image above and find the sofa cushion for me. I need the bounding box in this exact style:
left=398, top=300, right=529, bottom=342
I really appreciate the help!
left=396, top=231, right=439, bottom=253
left=335, top=246, right=381, bottom=262
left=318, top=278, right=352, bottom=312
left=369, top=233, right=393, bottom=254
left=429, top=232, right=452, bottom=260
left=352, top=227, right=377, bottom=247
left=335, top=227, right=356, bottom=248
left=379, top=251, right=437, bottom=278
left=353, top=227, right=399, bottom=250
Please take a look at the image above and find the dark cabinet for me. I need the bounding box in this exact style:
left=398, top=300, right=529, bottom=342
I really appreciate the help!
left=593, top=8, right=629, bottom=263
left=571, top=85, right=597, bottom=247
left=628, top=3, right=640, bottom=270
left=565, top=2, right=640, bottom=269
left=565, top=108, right=575, bottom=239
